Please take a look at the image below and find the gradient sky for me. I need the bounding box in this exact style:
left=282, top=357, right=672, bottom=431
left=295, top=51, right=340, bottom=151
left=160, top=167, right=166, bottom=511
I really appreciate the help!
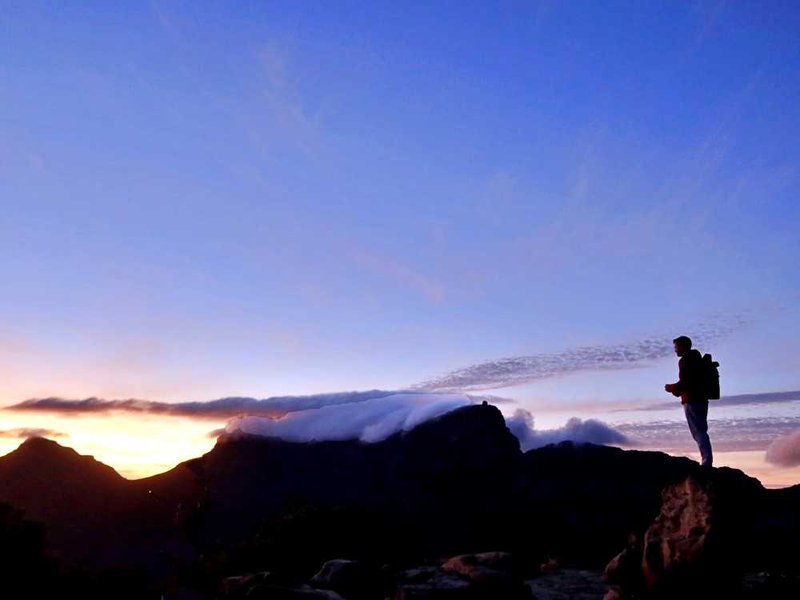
left=1, top=2, right=799, bottom=484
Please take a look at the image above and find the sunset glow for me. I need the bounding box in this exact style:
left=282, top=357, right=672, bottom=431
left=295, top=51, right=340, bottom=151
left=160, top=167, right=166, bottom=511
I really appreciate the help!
left=1, top=394, right=798, bottom=488
left=0, top=410, right=222, bottom=479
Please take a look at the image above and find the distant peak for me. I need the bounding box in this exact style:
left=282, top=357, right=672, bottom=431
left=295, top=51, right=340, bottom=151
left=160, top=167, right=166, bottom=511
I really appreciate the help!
left=8, top=436, right=110, bottom=473
left=17, top=436, right=72, bottom=453
left=20, top=435, right=60, bottom=446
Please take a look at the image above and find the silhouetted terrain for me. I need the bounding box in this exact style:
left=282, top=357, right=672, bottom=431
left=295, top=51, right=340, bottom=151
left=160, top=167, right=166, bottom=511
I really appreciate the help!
left=0, top=437, right=191, bottom=572
left=1, top=404, right=798, bottom=598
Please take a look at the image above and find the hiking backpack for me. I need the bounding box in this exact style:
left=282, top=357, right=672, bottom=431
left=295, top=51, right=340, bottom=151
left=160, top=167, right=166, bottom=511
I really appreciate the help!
left=702, top=353, right=720, bottom=399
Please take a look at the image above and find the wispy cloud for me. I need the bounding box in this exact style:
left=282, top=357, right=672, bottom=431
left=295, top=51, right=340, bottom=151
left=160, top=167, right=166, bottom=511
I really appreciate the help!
left=615, top=416, right=800, bottom=454
left=257, top=42, right=320, bottom=153
left=635, top=390, right=800, bottom=412
left=0, top=428, right=68, bottom=439
left=347, top=244, right=446, bottom=304
left=410, top=313, right=752, bottom=392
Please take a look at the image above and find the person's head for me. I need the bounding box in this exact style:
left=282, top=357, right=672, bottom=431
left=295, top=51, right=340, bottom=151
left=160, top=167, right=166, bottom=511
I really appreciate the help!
left=673, top=335, right=692, bottom=357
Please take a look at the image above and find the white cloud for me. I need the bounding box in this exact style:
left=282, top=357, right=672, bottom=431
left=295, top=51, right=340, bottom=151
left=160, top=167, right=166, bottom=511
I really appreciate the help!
left=225, top=392, right=472, bottom=443
left=506, top=409, right=630, bottom=451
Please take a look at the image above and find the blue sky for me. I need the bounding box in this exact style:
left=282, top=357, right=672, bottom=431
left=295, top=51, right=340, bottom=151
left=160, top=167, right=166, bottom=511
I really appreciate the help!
left=1, top=1, right=799, bottom=410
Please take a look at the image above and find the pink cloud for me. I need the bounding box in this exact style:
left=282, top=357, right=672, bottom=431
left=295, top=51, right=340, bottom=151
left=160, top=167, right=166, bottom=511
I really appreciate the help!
left=765, top=429, right=800, bottom=467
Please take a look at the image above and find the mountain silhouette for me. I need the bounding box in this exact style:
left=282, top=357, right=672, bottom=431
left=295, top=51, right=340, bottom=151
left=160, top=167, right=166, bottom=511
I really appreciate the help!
left=138, top=403, right=522, bottom=552
left=0, top=437, right=126, bottom=506
left=0, top=436, right=189, bottom=571
left=1, top=404, right=798, bottom=583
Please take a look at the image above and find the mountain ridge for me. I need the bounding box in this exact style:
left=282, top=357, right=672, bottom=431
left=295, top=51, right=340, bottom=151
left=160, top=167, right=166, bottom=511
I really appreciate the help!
left=1, top=404, right=797, bottom=578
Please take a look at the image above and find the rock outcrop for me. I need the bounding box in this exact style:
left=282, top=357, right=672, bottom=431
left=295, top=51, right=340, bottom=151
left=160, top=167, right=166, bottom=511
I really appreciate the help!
left=388, top=552, right=533, bottom=600
left=219, top=571, right=344, bottom=599
left=641, top=474, right=723, bottom=591
left=310, top=559, right=384, bottom=600
left=440, top=551, right=518, bottom=582
left=603, top=469, right=762, bottom=598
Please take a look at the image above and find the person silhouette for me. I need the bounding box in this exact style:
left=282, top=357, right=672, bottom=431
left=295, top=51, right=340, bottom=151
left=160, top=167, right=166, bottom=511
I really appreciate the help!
left=664, top=335, right=713, bottom=468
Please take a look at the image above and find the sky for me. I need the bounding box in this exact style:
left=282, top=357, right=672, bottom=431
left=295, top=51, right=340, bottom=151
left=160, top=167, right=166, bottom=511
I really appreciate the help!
left=1, top=1, right=799, bottom=485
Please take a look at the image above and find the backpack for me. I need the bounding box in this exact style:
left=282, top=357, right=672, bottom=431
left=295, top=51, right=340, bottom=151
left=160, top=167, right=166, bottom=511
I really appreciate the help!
left=702, top=353, right=720, bottom=399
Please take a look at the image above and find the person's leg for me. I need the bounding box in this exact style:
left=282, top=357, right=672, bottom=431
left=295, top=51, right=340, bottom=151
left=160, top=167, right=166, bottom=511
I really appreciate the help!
left=695, top=401, right=713, bottom=468
left=684, top=402, right=713, bottom=467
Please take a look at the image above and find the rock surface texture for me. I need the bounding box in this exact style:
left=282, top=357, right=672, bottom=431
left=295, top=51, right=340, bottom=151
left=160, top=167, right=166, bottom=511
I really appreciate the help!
left=604, top=469, right=761, bottom=599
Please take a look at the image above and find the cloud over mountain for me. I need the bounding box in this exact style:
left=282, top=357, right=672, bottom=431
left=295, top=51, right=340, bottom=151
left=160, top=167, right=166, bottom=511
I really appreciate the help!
left=225, top=392, right=473, bottom=443
left=223, top=394, right=630, bottom=451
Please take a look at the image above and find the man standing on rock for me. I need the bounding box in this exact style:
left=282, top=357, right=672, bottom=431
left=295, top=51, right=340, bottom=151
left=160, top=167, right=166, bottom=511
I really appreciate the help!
left=665, top=335, right=713, bottom=468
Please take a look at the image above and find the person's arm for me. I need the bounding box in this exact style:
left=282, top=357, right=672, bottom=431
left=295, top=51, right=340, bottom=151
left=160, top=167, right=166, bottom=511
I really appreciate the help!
left=664, top=358, right=685, bottom=397
left=672, top=357, right=688, bottom=394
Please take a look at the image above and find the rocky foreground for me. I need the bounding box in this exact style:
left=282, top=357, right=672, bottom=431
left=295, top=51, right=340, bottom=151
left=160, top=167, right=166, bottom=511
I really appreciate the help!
left=210, top=472, right=799, bottom=600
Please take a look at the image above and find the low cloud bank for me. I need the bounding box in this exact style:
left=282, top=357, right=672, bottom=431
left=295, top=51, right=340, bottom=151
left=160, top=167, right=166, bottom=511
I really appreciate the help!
left=7, top=390, right=403, bottom=419
left=506, top=409, right=631, bottom=451
left=8, top=390, right=513, bottom=422
left=223, top=394, right=630, bottom=450
left=8, top=390, right=631, bottom=451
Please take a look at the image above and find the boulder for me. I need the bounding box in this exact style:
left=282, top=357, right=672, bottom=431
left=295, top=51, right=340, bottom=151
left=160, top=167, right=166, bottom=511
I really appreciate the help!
left=309, top=559, right=383, bottom=599
left=441, top=551, right=517, bottom=582
left=390, top=571, right=473, bottom=600
left=390, top=554, right=533, bottom=600
left=602, top=534, right=642, bottom=595
left=245, top=583, right=344, bottom=600
left=601, top=589, right=623, bottom=600
left=220, top=574, right=256, bottom=598
left=219, top=572, right=275, bottom=598
left=641, top=473, right=736, bottom=594
left=602, top=471, right=758, bottom=598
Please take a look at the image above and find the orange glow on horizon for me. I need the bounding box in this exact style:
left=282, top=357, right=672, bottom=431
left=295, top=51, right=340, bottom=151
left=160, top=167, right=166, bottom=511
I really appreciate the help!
left=0, top=410, right=224, bottom=479
left=1, top=409, right=798, bottom=488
